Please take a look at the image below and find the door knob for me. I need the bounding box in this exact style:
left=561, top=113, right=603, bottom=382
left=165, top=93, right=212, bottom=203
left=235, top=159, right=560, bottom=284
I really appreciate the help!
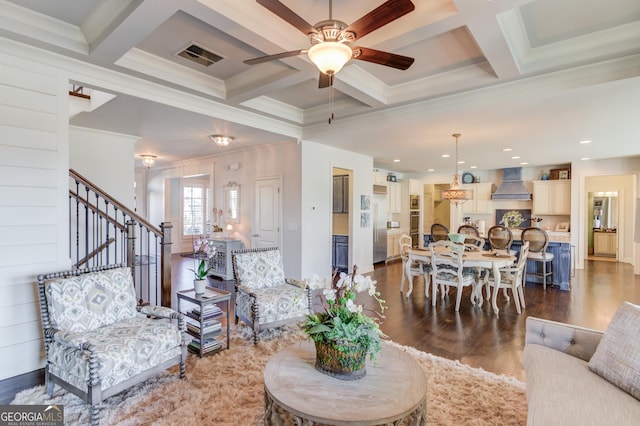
left=252, top=234, right=259, bottom=237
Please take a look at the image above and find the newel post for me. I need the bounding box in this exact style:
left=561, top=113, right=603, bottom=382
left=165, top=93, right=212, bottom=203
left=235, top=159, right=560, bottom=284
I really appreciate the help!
left=126, top=220, right=137, bottom=276
left=160, top=222, right=173, bottom=307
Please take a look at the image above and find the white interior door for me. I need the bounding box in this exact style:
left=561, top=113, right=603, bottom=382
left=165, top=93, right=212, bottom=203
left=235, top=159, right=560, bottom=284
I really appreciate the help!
left=252, top=177, right=281, bottom=248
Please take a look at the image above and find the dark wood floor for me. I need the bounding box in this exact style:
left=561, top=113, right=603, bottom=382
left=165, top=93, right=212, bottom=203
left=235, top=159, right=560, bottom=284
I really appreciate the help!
left=177, top=254, right=640, bottom=382
left=3, top=255, right=638, bottom=404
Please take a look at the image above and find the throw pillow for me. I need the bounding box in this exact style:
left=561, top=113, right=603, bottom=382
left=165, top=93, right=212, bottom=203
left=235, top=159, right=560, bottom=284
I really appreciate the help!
left=588, top=301, right=640, bottom=400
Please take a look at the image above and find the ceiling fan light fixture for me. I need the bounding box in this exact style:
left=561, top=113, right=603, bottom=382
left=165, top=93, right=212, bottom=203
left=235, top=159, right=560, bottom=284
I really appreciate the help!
left=308, top=42, right=352, bottom=75
left=210, top=135, right=233, bottom=147
left=140, top=155, right=156, bottom=169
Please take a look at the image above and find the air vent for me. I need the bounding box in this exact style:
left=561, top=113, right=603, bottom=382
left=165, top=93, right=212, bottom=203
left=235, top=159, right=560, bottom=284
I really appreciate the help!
left=176, top=43, right=223, bottom=67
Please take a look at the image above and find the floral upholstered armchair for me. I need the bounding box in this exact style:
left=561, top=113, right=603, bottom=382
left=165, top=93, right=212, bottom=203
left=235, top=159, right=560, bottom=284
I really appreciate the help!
left=37, top=264, right=187, bottom=426
left=232, top=247, right=311, bottom=344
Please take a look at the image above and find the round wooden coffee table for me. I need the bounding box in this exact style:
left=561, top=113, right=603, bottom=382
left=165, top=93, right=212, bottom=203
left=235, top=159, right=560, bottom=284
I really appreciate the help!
left=263, top=341, right=427, bottom=425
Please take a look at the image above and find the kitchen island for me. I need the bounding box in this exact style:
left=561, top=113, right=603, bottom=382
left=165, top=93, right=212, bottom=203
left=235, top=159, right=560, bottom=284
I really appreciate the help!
left=423, top=230, right=572, bottom=290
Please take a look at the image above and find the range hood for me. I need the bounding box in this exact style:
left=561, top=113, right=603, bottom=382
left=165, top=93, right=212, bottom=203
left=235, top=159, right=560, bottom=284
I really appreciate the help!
left=491, top=167, right=532, bottom=200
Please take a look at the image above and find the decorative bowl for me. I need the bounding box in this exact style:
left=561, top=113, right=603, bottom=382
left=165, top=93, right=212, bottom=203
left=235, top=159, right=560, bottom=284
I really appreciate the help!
left=448, top=233, right=466, bottom=243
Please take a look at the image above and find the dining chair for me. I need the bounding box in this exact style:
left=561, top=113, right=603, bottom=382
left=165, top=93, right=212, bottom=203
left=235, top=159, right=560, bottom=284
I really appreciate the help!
left=521, top=227, right=554, bottom=289
left=487, top=225, right=514, bottom=254
left=429, top=240, right=477, bottom=311
left=399, top=239, right=431, bottom=298
left=457, top=224, right=480, bottom=239
left=430, top=223, right=449, bottom=242
left=483, top=241, right=529, bottom=314
left=463, top=235, right=485, bottom=251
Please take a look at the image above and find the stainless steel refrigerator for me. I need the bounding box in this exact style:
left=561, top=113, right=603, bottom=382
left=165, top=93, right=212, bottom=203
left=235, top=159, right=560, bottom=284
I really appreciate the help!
left=372, top=190, right=388, bottom=263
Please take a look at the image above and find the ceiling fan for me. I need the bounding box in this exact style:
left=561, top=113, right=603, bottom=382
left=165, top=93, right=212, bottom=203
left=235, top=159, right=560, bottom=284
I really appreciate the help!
left=244, top=0, right=416, bottom=88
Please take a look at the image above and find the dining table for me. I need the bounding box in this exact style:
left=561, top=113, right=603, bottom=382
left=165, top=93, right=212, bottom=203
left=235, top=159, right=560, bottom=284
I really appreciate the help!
left=408, top=247, right=517, bottom=315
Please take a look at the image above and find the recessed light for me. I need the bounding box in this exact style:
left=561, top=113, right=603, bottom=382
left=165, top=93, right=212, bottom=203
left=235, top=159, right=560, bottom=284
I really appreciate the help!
left=441, top=154, right=450, bottom=158
left=427, top=168, right=434, bottom=172
left=393, top=159, right=400, bottom=162
left=581, top=157, right=590, bottom=160
left=457, top=160, right=465, bottom=164
left=520, top=162, right=528, bottom=165
left=511, top=156, right=520, bottom=159
left=502, top=148, right=512, bottom=152
left=470, top=166, right=477, bottom=169
left=579, top=140, right=592, bottom=144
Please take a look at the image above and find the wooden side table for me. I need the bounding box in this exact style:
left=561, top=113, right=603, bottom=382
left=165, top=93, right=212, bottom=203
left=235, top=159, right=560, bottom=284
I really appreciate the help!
left=263, top=342, right=427, bottom=425
left=176, top=286, right=231, bottom=357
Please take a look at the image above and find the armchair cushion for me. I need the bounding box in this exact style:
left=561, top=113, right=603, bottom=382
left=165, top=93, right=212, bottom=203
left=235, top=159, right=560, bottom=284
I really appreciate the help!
left=233, top=249, right=286, bottom=290
left=588, top=301, right=640, bottom=400
left=45, top=267, right=137, bottom=333
left=236, top=284, right=309, bottom=325
left=49, top=316, right=183, bottom=391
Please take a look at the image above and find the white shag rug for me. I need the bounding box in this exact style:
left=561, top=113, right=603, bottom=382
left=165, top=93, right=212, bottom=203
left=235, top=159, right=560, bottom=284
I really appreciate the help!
left=12, top=324, right=527, bottom=425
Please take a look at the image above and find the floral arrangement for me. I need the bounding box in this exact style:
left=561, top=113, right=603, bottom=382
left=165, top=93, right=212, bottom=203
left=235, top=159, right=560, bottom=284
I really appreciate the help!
left=531, top=217, right=543, bottom=223
left=190, top=237, right=216, bottom=280
left=212, top=208, right=224, bottom=232
left=500, top=210, right=525, bottom=229
left=303, top=266, right=386, bottom=360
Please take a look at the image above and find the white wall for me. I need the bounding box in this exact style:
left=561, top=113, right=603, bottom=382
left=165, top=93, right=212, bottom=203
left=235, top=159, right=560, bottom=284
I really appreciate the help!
left=0, top=49, right=69, bottom=380
left=147, top=141, right=303, bottom=277
left=70, top=126, right=137, bottom=209
left=300, top=141, right=374, bottom=278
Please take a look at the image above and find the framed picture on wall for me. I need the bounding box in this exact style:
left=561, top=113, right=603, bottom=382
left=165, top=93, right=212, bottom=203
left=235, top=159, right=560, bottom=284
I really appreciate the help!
left=555, top=222, right=570, bottom=232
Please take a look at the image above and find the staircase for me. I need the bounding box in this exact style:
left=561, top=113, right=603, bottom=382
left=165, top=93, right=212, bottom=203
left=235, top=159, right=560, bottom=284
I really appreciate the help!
left=69, top=169, right=172, bottom=306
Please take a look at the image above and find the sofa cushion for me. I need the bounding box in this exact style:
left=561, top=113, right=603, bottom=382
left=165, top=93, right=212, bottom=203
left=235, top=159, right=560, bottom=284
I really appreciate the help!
left=588, top=301, right=640, bottom=400
left=236, top=284, right=308, bottom=325
left=523, top=343, right=640, bottom=425
left=46, top=267, right=137, bottom=332
left=49, top=316, right=182, bottom=391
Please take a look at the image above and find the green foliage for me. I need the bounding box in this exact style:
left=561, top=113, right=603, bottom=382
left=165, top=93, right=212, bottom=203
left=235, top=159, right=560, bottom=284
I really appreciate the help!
left=302, top=267, right=386, bottom=360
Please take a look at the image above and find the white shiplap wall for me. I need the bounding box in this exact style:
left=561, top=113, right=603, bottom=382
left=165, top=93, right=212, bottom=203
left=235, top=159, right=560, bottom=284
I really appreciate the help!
left=0, top=51, right=69, bottom=380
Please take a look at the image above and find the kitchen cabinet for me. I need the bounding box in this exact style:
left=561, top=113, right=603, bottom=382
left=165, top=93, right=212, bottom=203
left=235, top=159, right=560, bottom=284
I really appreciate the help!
left=332, top=235, right=349, bottom=272
left=533, top=180, right=570, bottom=215
left=409, top=179, right=422, bottom=196
left=594, top=232, right=616, bottom=257
left=373, top=172, right=388, bottom=185
left=388, top=182, right=402, bottom=214
left=510, top=240, right=572, bottom=290
left=332, top=175, right=349, bottom=213
left=461, top=183, right=494, bottom=214
left=386, top=228, right=408, bottom=259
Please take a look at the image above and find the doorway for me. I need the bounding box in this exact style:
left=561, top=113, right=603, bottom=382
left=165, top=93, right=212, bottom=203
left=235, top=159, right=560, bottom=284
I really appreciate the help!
left=252, top=176, right=282, bottom=248
left=587, top=191, right=619, bottom=262
left=332, top=167, right=352, bottom=272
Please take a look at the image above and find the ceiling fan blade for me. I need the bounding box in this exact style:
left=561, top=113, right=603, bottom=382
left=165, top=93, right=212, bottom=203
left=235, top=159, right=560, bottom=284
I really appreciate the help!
left=243, top=49, right=305, bottom=65
left=318, top=72, right=333, bottom=89
left=346, top=0, right=415, bottom=41
left=256, top=0, right=316, bottom=35
left=352, top=47, right=414, bottom=70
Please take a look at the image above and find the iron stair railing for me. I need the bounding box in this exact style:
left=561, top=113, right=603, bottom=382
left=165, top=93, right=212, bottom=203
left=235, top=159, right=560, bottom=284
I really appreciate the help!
left=68, top=169, right=172, bottom=306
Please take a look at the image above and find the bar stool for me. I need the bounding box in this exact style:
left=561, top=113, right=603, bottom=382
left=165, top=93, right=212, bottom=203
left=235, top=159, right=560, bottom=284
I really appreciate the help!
left=521, top=227, right=554, bottom=289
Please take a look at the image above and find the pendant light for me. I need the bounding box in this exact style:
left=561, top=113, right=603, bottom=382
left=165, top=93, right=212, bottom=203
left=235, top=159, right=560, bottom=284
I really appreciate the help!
left=440, top=133, right=473, bottom=205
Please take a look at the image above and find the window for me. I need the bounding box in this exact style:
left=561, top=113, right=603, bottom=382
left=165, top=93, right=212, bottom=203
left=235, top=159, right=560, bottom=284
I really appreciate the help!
left=183, top=184, right=205, bottom=236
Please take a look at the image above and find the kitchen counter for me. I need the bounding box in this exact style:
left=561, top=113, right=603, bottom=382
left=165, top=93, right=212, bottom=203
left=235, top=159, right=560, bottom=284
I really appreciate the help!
left=478, top=230, right=571, bottom=243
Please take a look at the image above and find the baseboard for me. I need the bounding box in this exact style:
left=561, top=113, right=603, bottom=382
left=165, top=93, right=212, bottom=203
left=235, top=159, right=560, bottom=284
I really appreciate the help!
left=0, top=369, right=44, bottom=404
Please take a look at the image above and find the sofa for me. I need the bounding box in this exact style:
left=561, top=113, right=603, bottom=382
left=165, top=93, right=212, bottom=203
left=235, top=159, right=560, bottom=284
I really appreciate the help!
left=523, top=314, right=640, bottom=425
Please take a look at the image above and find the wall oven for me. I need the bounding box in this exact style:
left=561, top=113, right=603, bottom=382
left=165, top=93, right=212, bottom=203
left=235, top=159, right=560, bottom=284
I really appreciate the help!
left=410, top=211, right=419, bottom=247
left=410, top=195, right=419, bottom=211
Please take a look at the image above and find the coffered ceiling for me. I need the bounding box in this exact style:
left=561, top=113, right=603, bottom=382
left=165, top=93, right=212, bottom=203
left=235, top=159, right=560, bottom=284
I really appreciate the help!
left=2, top=0, right=639, bottom=172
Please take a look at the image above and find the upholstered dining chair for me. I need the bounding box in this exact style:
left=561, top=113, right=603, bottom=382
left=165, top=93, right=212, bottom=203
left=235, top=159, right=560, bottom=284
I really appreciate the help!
left=457, top=224, right=480, bottom=239
left=37, top=264, right=187, bottom=426
left=483, top=241, right=529, bottom=314
left=430, top=223, right=450, bottom=242
left=399, top=237, right=431, bottom=298
left=487, top=225, right=514, bottom=254
left=521, top=227, right=555, bottom=289
left=232, top=247, right=311, bottom=343
left=429, top=240, right=477, bottom=311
